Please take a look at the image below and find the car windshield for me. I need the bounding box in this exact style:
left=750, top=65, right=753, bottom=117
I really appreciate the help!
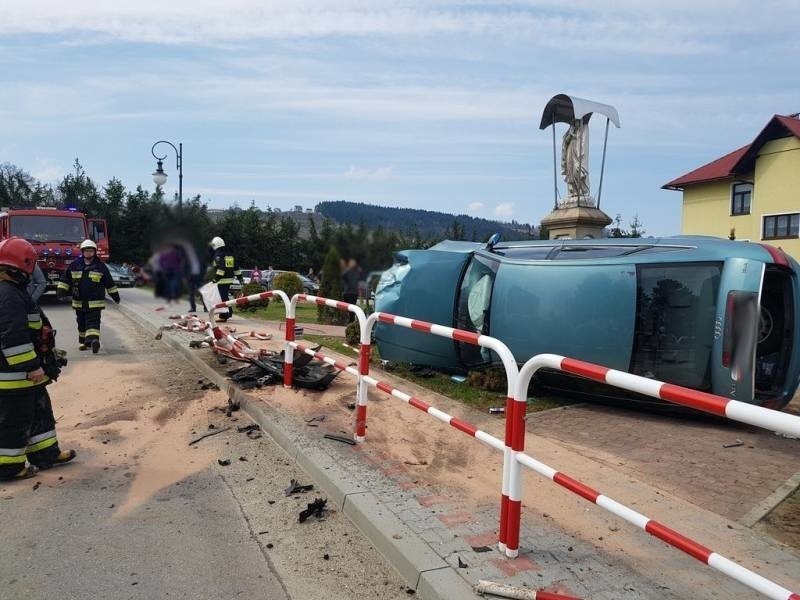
left=630, top=262, right=722, bottom=389
left=10, top=215, right=86, bottom=243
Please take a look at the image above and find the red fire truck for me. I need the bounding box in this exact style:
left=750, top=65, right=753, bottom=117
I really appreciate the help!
left=0, top=207, right=109, bottom=291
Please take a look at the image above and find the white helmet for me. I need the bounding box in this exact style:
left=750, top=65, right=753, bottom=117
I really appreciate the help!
left=80, top=239, right=98, bottom=251
left=210, top=236, right=225, bottom=250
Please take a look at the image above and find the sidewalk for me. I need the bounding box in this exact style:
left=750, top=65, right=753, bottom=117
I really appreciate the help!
left=119, top=287, right=800, bottom=599
left=122, top=287, right=346, bottom=337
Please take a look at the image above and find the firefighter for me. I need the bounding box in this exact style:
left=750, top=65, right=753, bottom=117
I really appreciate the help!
left=209, top=236, right=243, bottom=322
left=0, top=237, right=76, bottom=481
left=57, top=239, right=120, bottom=353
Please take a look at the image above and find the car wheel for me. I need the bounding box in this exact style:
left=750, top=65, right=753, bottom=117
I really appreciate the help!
left=758, top=295, right=783, bottom=354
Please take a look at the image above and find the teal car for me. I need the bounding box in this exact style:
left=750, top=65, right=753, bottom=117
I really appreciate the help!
left=375, top=237, right=800, bottom=409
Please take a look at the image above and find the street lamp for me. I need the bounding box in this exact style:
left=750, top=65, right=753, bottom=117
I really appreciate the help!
left=151, top=140, right=183, bottom=209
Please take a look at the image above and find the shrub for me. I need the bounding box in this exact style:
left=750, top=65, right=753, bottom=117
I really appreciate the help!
left=345, top=321, right=360, bottom=346
left=272, top=271, right=304, bottom=300
left=318, top=246, right=347, bottom=324
left=238, top=282, right=269, bottom=312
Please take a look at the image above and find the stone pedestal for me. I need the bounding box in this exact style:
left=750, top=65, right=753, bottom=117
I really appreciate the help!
left=540, top=196, right=612, bottom=240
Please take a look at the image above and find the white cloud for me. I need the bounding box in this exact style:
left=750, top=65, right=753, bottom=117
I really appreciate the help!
left=31, top=159, right=66, bottom=183
left=3, top=1, right=796, bottom=55
left=467, top=201, right=484, bottom=212
left=344, top=165, right=393, bottom=180
left=494, top=202, right=515, bottom=219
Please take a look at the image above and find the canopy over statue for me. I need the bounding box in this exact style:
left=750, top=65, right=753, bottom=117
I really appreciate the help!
left=538, top=93, right=620, bottom=239
left=540, top=93, right=621, bottom=209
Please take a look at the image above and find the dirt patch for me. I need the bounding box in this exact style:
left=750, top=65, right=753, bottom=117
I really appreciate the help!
left=757, top=487, right=800, bottom=553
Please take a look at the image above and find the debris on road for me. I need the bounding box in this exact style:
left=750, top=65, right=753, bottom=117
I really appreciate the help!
left=285, top=478, right=314, bottom=496
left=32, top=481, right=41, bottom=491
left=346, top=402, right=356, bottom=410
left=298, top=498, right=327, bottom=522
left=488, top=407, right=505, bottom=414
left=723, top=439, right=744, bottom=448
left=217, top=459, right=231, bottom=466
left=403, top=460, right=428, bottom=466
left=474, top=579, right=540, bottom=599
left=472, top=546, right=492, bottom=553
left=457, top=556, right=468, bottom=568
left=237, top=424, right=260, bottom=433
left=324, top=433, right=356, bottom=445
left=305, top=415, right=326, bottom=424
left=188, top=426, right=232, bottom=446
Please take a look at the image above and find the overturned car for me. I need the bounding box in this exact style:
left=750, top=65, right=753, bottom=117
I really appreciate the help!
left=374, top=237, right=800, bottom=410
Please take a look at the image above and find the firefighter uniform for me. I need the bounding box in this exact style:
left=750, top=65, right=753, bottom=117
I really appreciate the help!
left=211, top=245, right=243, bottom=321
left=0, top=240, right=72, bottom=480
left=57, top=256, right=120, bottom=349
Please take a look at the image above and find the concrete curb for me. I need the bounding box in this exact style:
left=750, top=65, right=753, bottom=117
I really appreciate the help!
left=739, top=468, right=800, bottom=527
left=116, top=302, right=476, bottom=600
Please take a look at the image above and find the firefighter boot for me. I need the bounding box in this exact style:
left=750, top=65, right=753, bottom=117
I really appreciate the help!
left=38, top=449, right=76, bottom=470
left=11, top=465, right=39, bottom=480
left=79, top=343, right=88, bottom=351
left=91, top=340, right=100, bottom=354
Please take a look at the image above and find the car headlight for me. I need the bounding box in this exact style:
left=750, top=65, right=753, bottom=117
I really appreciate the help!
left=376, top=263, right=409, bottom=295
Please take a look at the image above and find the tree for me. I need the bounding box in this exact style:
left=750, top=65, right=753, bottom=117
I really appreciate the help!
left=0, top=163, right=36, bottom=207
left=318, top=246, right=344, bottom=324
left=609, top=213, right=646, bottom=238
left=57, top=158, right=100, bottom=211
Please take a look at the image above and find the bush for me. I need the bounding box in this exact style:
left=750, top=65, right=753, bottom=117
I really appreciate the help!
left=238, top=282, right=269, bottom=312
left=272, top=271, right=304, bottom=300
left=345, top=321, right=360, bottom=346
left=318, top=246, right=347, bottom=324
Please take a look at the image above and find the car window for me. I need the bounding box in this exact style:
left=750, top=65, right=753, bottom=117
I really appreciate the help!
left=630, top=262, right=722, bottom=389
left=455, top=255, right=499, bottom=366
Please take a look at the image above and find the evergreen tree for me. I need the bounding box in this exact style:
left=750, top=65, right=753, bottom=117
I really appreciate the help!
left=318, top=246, right=343, bottom=324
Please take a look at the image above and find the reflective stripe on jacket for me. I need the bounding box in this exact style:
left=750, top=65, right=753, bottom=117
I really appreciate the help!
left=59, top=257, right=120, bottom=310
left=0, top=281, right=48, bottom=392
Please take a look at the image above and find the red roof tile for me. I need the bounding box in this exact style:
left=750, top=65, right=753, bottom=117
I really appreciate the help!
left=664, top=114, right=800, bottom=190
left=662, top=144, right=750, bottom=190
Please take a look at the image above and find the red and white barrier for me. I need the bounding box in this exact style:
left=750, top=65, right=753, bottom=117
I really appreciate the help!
left=363, top=311, right=522, bottom=555
left=195, top=289, right=800, bottom=598
left=290, top=294, right=369, bottom=440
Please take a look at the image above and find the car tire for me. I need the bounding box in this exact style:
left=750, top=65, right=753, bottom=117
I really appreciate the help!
left=758, top=294, right=783, bottom=355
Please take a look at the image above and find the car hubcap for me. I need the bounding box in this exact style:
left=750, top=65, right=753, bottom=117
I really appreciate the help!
left=759, top=306, right=774, bottom=344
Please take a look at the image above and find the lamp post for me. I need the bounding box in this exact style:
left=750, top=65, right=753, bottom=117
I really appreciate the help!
left=151, top=140, right=183, bottom=209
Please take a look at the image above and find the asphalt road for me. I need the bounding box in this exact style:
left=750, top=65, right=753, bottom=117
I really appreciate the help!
left=0, top=295, right=407, bottom=600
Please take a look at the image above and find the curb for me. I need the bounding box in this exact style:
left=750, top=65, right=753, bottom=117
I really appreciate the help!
left=739, top=469, right=800, bottom=528
left=116, top=302, right=476, bottom=600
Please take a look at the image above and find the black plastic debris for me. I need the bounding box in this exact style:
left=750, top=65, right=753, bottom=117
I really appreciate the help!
left=457, top=556, right=468, bottom=569
left=237, top=424, right=260, bottom=433
left=226, top=347, right=341, bottom=391
left=304, top=415, right=326, bottom=424
left=298, top=498, right=327, bottom=523
left=217, top=459, right=231, bottom=466
left=285, top=478, right=314, bottom=496
left=471, top=546, right=492, bottom=553
left=324, top=433, right=356, bottom=446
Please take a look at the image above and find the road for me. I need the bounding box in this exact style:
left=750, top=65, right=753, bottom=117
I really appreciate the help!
left=0, top=297, right=408, bottom=600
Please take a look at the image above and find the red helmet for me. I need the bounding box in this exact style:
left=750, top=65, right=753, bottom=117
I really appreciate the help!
left=0, top=237, right=38, bottom=274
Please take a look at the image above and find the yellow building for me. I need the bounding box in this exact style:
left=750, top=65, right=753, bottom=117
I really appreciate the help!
left=664, top=114, right=800, bottom=258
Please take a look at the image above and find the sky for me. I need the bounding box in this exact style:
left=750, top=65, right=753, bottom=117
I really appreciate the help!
left=1, top=1, right=798, bottom=236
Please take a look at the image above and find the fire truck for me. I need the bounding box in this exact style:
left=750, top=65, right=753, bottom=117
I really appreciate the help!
left=0, top=207, right=109, bottom=291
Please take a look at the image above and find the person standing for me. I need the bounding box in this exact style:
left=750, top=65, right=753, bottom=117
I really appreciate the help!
left=251, top=266, right=262, bottom=286
left=27, top=263, right=47, bottom=304
left=57, top=239, right=120, bottom=353
left=0, top=237, right=76, bottom=481
left=209, top=236, right=243, bottom=322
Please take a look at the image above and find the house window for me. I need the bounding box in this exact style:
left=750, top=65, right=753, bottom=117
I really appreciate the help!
left=763, top=213, right=800, bottom=240
left=731, top=183, right=752, bottom=215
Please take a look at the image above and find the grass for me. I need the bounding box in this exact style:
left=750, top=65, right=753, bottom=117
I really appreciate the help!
left=241, top=300, right=320, bottom=324
left=303, top=334, right=573, bottom=414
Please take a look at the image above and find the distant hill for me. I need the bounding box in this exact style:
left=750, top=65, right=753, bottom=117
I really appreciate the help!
left=314, top=201, right=535, bottom=241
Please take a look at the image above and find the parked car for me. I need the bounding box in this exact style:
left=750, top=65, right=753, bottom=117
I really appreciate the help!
left=239, top=269, right=254, bottom=285
left=106, top=263, right=136, bottom=287
left=267, top=270, right=319, bottom=294
left=374, top=236, right=800, bottom=410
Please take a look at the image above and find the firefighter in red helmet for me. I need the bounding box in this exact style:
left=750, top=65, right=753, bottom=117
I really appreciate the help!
left=0, top=237, right=75, bottom=480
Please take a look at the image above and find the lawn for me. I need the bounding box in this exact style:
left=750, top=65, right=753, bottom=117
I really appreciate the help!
left=303, top=334, right=573, bottom=414
left=242, top=300, right=321, bottom=323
